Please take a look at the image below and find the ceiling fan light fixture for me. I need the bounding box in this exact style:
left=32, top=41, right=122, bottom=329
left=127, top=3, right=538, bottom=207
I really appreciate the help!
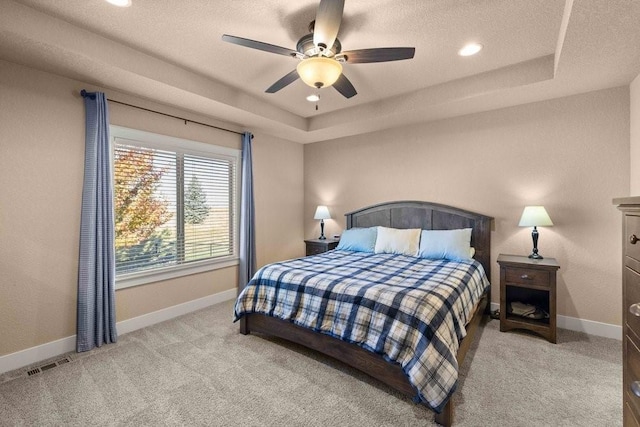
left=105, top=0, right=132, bottom=7
left=297, top=57, right=342, bottom=89
left=458, top=43, right=483, bottom=57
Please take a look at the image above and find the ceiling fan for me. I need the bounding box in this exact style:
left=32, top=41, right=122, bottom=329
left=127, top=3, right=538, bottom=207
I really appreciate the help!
left=222, top=0, right=415, bottom=99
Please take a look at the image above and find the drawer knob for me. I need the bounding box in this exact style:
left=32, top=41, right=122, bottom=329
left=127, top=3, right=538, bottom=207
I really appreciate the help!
left=630, top=303, right=640, bottom=317
left=631, top=234, right=639, bottom=245
left=632, top=381, right=640, bottom=398
left=520, top=274, right=532, bottom=280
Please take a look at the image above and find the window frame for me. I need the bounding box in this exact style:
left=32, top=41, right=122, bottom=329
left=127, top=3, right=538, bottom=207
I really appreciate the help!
left=110, top=125, right=240, bottom=290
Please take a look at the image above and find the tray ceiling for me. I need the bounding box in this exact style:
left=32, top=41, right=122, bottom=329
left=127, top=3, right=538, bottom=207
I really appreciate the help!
left=1, top=0, right=639, bottom=143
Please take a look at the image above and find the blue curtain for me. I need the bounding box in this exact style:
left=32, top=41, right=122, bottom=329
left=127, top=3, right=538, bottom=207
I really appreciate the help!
left=77, top=90, right=117, bottom=352
left=239, top=132, right=256, bottom=290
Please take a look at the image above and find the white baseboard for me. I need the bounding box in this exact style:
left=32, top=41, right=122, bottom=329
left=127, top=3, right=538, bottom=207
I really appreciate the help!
left=489, top=302, right=622, bottom=340
left=0, top=288, right=237, bottom=375
left=0, top=293, right=619, bottom=376
left=117, top=288, right=237, bottom=335
left=0, top=335, right=78, bottom=377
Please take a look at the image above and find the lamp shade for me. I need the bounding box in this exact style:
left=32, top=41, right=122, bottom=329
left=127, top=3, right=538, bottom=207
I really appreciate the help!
left=518, top=206, right=553, bottom=227
left=297, top=57, right=343, bottom=89
left=314, top=205, right=331, bottom=220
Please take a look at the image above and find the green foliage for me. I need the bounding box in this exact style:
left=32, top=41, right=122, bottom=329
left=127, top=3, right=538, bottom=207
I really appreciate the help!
left=185, top=175, right=209, bottom=225
left=115, top=229, right=176, bottom=274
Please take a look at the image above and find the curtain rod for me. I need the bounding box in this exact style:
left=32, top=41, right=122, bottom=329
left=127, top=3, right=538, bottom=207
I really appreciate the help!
left=108, top=99, right=248, bottom=137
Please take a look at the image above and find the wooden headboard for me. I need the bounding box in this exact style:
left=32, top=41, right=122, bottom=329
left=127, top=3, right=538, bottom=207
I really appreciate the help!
left=345, top=200, right=493, bottom=279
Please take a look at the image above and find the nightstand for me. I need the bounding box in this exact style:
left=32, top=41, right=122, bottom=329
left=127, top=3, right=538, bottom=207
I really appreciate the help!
left=497, top=254, right=560, bottom=343
left=304, top=238, right=339, bottom=256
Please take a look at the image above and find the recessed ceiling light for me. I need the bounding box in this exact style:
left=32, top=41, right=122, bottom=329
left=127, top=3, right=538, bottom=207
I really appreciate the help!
left=306, top=94, right=320, bottom=102
left=106, top=0, right=132, bottom=7
left=458, top=43, right=483, bottom=57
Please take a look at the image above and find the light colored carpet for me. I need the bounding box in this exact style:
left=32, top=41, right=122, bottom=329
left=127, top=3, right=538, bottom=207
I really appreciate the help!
left=0, top=300, right=621, bottom=426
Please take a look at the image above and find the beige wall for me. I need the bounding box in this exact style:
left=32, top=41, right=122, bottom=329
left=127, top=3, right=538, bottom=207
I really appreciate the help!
left=304, top=87, right=629, bottom=326
left=0, top=60, right=304, bottom=356
left=632, top=73, right=640, bottom=194
left=0, top=54, right=630, bottom=358
left=252, top=133, right=305, bottom=267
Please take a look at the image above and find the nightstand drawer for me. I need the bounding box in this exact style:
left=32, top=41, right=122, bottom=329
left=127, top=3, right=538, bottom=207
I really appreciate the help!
left=307, top=243, right=326, bottom=256
left=504, top=267, right=550, bottom=288
left=626, top=267, right=640, bottom=336
left=304, top=239, right=339, bottom=256
left=627, top=215, right=640, bottom=262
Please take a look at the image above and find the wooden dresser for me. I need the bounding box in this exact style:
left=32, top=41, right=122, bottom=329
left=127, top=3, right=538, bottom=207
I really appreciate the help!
left=614, top=197, right=640, bottom=426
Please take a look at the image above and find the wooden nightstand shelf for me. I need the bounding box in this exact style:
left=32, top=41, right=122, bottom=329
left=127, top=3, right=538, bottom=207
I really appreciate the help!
left=497, top=254, right=560, bottom=343
left=304, top=238, right=339, bottom=256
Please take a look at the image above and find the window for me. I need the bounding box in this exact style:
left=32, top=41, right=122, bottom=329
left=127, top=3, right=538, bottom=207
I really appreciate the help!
left=111, top=126, right=240, bottom=288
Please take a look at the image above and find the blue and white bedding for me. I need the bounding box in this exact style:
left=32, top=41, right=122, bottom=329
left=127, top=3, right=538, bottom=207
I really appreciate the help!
left=233, top=249, right=490, bottom=413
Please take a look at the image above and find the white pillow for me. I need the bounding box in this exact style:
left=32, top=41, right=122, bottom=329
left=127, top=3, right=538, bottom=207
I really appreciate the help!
left=418, top=228, right=473, bottom=261
left=374, top=226, right=421, bottom=256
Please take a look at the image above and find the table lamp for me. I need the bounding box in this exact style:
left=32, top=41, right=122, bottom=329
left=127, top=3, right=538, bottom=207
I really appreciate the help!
left=314, top=205, right=331, bottom=240
left=518, top=206, right=553, bottom=259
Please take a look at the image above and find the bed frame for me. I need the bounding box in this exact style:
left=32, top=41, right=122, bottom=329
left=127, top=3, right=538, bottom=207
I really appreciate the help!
left=239, top=201, right=493, bottom=426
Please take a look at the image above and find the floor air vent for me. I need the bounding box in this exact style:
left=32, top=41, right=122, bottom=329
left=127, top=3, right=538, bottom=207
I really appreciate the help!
left=26, top=368, right=41, bottom=377
left=26, top=356, right=73, bottom=377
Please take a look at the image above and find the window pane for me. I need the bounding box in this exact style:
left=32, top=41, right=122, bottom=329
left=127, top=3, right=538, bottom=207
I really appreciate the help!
left=112, top=131, right=238, bottom=282
left=183, top=154, right=235, bottom=262
left=114, top=143, right=177, bottom=274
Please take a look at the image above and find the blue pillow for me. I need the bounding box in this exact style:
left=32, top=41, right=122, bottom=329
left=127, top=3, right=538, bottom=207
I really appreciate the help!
left=336, top=227, right=377, bottom=253
left=418, top=228, right=473, bottom=261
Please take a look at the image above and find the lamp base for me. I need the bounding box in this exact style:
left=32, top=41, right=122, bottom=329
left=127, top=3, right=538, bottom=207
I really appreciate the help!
left=528, top=226, right=543, bottom=259
left=318, top=219, right=326, bottom=240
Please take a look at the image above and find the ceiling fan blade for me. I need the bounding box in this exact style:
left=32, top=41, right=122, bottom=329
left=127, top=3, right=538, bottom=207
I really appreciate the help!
left=313, top=0, right=345, bottom=50
left=222, top=34, right=298, bottom=58
left=265, top=69, right=300, bottom=93
left=332, top=73, right=357, bottom=99
left=341, top=47, right=415, bottom=63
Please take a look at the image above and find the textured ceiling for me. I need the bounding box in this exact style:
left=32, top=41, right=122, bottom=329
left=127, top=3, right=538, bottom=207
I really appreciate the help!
left=1, top=0, right=640, bottom=143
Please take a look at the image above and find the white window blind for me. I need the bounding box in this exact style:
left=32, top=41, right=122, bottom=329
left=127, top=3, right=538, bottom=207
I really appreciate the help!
left=111, top=127, right=239, bottom=287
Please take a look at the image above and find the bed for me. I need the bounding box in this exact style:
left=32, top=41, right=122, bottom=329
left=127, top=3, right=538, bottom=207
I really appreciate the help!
left=234, top=201, right=493, bottom=426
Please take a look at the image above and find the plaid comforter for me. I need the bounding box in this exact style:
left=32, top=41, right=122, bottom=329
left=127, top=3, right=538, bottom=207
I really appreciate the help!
left=233, top=250, right=490, bottom=413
